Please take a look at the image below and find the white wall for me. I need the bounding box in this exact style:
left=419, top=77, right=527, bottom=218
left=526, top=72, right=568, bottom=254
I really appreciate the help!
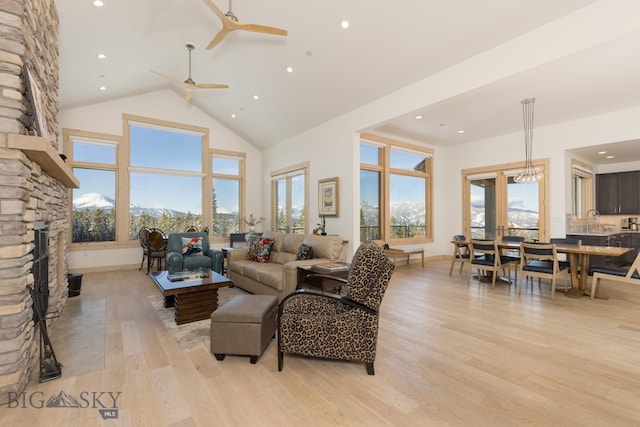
left=261, top=2, right=640, bottom=260
left=59, top=90, right=261, bottom=270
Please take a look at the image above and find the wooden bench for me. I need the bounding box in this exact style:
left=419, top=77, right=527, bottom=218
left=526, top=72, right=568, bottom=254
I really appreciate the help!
left=384, top=248, right=424, bottom=267
left=589, top=251, right=640, bottom=298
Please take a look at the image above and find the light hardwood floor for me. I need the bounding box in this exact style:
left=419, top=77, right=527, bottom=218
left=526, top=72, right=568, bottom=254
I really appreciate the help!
left=2, top=260, right=640, bottom=426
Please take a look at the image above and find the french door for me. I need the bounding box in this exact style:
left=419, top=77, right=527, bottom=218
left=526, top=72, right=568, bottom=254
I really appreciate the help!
left=463, top=160, right=548, bottom=242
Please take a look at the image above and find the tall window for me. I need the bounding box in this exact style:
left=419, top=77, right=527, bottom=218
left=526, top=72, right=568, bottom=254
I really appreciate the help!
left=571, top=160, right=593, bottom=219
left=360, top=144, right=382, bottom=241
left=128, top=117, right=206, bottom=239
left=65, top=115, right=248, bottom=248
left=65, top=132, right=118, bottom=243
left=360, top=133, right=433, bottom=244
left=211, top=150, right=245, bottom=240
left=271, top=163, right=308, bottom=234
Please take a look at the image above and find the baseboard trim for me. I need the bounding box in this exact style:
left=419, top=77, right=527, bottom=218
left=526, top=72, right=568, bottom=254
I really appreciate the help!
left=68, top=264, right=139, bottom=274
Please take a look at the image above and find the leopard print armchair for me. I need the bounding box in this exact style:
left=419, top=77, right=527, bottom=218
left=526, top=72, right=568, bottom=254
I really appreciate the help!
left=277, top=241, right=394, bottom=375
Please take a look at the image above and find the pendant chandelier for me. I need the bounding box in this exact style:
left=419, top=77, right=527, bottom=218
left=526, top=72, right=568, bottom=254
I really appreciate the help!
left=514, top=98, right=541, bottom=183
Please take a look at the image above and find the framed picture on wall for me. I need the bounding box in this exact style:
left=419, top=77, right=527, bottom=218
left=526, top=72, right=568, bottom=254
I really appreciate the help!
left=24, top=65, right=49, bottom=139
left=318, top=177, right=339, bottom=216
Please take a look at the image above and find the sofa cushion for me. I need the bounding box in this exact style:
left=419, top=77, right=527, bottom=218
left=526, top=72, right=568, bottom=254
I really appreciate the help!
left=240, top=261, right=284, bottom=291
left=282, top=233, right=304, bottom=254
left=246, top=237, right=274, bottom=263
left=181, top=237, right=204, bottom=256
left=302, top=234, right=343, bottom=260
left=295, top=243, right=314, bottom=260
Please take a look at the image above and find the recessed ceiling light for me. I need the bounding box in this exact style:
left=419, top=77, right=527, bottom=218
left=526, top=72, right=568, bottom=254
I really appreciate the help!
left=598, top=151, right=607, bottom=155
left=253, top=95, right=259, bottom=100
left=97, top=53, right=106, bottom=59
left=340, top=20, right=350, bottom=29
left=99, top=86, right=107, bottom=91
left=231, top=114, right=236, bottom=119
left=92, top=0, right=104, bottom=7
left=415, top=115, right=423, bottom=120
left=458, top=130, right=465, bottom=134
left=606, top=155, right=614, bottom=159
left=285, top=66, right=293, bottom=73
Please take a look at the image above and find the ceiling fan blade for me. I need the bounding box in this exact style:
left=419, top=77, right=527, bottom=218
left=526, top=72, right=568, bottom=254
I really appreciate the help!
left=206, top=28, right=231, bottom=50
left=204, top=0, right=288, bottom=49
left=237, top=22, right=288, bottom=37
left=193, top=83, right=229, bottom=89
left=201, top=0, right=227, bottom=21
left=150, top=69, right=187, bottom=87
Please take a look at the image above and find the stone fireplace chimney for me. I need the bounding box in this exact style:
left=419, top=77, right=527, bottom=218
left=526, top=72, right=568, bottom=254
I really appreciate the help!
left=0, top=0, right=78, bottom=403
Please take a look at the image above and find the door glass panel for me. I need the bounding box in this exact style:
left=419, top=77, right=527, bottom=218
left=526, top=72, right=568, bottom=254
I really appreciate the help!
left=291, top=174, right=305, bottom=233
left=360, top=169, right=381, bottom=241
left=274, top=178, right=287, bottom=232
left=470, top=178, right=496, bottom=239
left=507, top=177, right=539, bottom=241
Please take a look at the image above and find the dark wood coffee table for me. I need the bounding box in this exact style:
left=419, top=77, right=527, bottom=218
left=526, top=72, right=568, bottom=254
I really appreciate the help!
left=150, top=270, right=233, bottom=325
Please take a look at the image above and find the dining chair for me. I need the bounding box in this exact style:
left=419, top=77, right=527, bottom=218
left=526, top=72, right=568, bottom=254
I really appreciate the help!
left=449, top=235, right=472, bottom=276
left=589, top=249, right=640, bottom=298
left=550, top=237, right=582, bottom=291
left=146, top=228, right=168, bottom=274
left=185, top=225, right=198, bottom=232
left=501, top=235, right=525, bottom=283
left=468, top=239, right=512, bottom=288
left=519, top=242, right=569, bottom=299
left=138, top=227, right=151, bottom=271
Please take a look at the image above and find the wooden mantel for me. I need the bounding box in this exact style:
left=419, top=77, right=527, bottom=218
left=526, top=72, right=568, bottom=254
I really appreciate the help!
left=7, top=134, right=79, bottom=188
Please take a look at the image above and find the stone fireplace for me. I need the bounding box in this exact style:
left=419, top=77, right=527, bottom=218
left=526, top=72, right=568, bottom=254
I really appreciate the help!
left=0, top=0, right=77, bottom=403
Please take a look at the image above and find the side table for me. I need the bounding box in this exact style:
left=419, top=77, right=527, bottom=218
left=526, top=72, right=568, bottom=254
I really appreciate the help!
left=297, top=264, right=350, bottom=293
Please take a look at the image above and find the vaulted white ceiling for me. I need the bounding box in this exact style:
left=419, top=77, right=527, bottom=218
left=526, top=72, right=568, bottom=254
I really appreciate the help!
left=56, top=0, right=640, bottom=163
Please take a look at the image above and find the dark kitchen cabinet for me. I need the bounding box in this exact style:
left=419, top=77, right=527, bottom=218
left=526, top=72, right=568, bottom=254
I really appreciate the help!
left=569, top=232, right=640, bottom=268
left=596, top=171, right=640, bottom=214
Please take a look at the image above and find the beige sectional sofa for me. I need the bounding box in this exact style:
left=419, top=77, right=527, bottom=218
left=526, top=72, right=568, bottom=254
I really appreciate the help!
left=227, top=231, right=346, bottom=301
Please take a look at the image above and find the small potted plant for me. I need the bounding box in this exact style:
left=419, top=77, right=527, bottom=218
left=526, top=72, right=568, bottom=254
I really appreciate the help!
left=314, top=216, right=327, bottom=235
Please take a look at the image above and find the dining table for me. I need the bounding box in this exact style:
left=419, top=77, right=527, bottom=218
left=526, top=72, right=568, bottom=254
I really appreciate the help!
left=453, top=239, right=634, bottom=298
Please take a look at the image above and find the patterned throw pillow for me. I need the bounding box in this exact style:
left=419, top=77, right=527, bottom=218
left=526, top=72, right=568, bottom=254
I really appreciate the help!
left=295, top=243, right=314, bottom=260
left=182, top=237, right=203, bottom=256
left=246, top=237, right=274, bottom=263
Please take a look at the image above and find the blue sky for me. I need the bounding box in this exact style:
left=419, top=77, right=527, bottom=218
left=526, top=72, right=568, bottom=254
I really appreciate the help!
left=73, top=125, right=237, bottom=215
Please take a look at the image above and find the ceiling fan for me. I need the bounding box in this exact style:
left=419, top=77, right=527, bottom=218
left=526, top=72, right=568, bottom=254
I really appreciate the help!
left=203, top=0, right=288, bottom=50
left=150, top=42, right=228, bottom=101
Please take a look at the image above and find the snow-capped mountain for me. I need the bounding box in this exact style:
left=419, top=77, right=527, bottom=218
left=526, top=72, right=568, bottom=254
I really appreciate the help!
left=129, top=204, right=187, bottom=218
left=72, top=192, right=114, bottom=210
left=361, top=200, right=539, bottom=229
left=73, top=193, right=187, bottom=218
